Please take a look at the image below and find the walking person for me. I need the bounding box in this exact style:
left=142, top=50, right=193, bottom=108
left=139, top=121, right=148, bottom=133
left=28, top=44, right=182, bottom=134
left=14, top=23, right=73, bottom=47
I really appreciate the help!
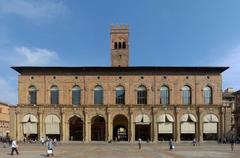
left=11, top=139, right=19, bottom=155
left=230, top=138, right=235, bottom=152
left=138, top=138, right=142, bottom=150
left=169, top=139, right=174, bottom=151
left=40, top=137, right=45, bottom=145
left=192, top=138, right=197, bottom=146
left=47, top=139, right=54, bottom=157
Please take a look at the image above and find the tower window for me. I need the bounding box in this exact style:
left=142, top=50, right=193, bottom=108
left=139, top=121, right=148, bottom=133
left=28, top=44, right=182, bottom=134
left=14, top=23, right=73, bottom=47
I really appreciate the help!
left=118, top=42, right=122, bottom=49
left=122, top=42, right=126, bottom=48
left=114, top=42, right=118, bottom=49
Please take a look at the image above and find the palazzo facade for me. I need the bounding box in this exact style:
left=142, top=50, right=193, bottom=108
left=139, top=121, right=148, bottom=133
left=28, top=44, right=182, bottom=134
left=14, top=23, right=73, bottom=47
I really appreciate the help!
left=0, top=102, right=10, bottom=137
left=10, top=25, right=232, bottom=142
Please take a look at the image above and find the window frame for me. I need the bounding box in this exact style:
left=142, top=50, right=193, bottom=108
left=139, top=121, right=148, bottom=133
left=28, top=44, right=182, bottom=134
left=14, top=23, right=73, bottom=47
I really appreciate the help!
left=50, top=85, right=59, bottom=105
left=137, top=85, right=147, bottom=105
left=160, top=86, right=169, bottom=105
left=28, top=85, right=37, bottom=105
left=94, top=85, right=104, bottom=105
left=116, top=86, right=125, bottom=105
left=182, top=85, right=191, bottom=105
left=72, top=85, right=81, bottom=106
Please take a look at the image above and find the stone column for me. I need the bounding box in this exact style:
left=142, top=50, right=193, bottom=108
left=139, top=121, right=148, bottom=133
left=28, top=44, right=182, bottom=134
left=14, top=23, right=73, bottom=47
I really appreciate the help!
left=9, top=108, right=17, bottom=140
left=84, top=112, right=90, bottom=142
left=198, top=110, right=203, bottom=142
left=221, top=107, right=226, bottom=139
left=65, top=121, right=69, bottom=141
left=38, top=112, right=43, bottom=139
left=128, top=107, right=132, bottom=142
left=152, top=107, right=158, bottom=142
left=130, top=112, right=135, bottom=142
left=16, top=111, right=22, bottom=141
left=107, top=112, right=112, bottom=141
left=61, top=112, right=66, bottom=141
left=153, top=107, right=158, bottom=142
left=106, top=111, right=109, bottom=141
left=175, top=107, right=180, bottom=142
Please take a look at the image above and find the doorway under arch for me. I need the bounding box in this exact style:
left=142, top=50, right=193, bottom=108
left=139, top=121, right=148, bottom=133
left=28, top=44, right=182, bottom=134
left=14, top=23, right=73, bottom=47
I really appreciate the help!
left=69, top=115, right=83, bottom=141
left=113, top=114, right=128, bottom=141
left=91, top=116, right=105, bottom=141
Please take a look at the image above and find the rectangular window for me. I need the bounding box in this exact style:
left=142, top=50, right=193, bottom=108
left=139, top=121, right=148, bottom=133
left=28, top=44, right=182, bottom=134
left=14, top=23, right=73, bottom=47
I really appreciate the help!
left=160, top=90, right=169, bottom=105
left=72, top=90, right=80, bottom=105
left=94, top=91, right=103, bottom=105
left=29, top=91, right=37, bottom=104
left=116, top=90, right=125, bottom=104
left=51, top=91, right=59, bottom=105
left=137, top=91, right=147, bottom=104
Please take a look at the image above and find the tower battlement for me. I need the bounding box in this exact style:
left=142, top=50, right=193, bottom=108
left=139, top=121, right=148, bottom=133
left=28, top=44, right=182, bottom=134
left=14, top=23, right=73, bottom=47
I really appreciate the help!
left=111, top=24, right=129, bottom=31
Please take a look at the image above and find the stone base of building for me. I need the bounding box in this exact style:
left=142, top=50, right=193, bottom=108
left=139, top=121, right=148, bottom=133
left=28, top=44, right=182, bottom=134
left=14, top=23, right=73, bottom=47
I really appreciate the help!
left=9, top=104, right=232, bottom=142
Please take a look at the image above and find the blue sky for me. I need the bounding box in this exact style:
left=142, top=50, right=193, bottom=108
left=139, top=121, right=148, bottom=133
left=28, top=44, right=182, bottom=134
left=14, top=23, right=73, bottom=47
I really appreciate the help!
left=0, top=0, right=240, bottom=104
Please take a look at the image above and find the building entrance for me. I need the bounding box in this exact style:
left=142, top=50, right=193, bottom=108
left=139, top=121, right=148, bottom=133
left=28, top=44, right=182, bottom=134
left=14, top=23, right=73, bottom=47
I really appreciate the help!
left=135, top=124, right=151, bottom=141
left=113, top=115, right=128, bottom=141
left=69, top=116, right=83, bottom=141
left=91, top=116, right=105, bottom=141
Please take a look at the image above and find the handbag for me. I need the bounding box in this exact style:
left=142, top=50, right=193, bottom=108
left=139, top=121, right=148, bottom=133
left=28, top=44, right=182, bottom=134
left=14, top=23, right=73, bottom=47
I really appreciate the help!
left=47, top=149, right=53, bottom=154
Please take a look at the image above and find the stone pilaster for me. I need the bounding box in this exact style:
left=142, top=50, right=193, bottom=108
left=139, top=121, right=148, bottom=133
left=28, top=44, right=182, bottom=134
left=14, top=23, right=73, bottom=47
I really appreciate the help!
left=38, top=112, right=43, bottom=139
left=61, top=111, right=66, bottom=141
left=153, top=107, right=158, bottom=142
left=175, top=107, right=180, bottom=142
left=198, top=110, right=203, bottom=142
left=16, top=111, right=21, bottom=141
left=84, top=111, right=90, bottom=142
left=129, top=109, right=134, bottom=142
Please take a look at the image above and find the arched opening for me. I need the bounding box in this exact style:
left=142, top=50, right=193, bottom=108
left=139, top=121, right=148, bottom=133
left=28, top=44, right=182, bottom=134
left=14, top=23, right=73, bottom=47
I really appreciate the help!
left=22, top=114, right=38, bottom=141
left=69, top=115, right=83, bottom=141
left=114, top=42, right=118, bottom=49
left=135, top=114, right=151, bottom=141
left=122, top=42, right=126, bottom=48
left=158, top=114, right=174, bottom=141
left=113, top=115, right=128, bottom=141
left=203, top=114, right=218, bottom=140
left=91, top=116, right=105, bottom=141
left=180, top=114, right=196, bottom=141
left=118, top=42, right=122, bottom=49
left=45, top=115, right=60, bottom=141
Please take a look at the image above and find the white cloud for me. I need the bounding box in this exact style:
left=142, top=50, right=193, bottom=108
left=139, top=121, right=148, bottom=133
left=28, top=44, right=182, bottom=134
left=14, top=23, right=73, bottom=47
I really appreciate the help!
left=15, top=46, right=59, bottom=66
left=0, top=0, right=67, bottom=20
left=214, top=45, right=240, bottom=90
left=0, top=46, right=59, bottom=104
left=0, top=77, right=17, bottom=105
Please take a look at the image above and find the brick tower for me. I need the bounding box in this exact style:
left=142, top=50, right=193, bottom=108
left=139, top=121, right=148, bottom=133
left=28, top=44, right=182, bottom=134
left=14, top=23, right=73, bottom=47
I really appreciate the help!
left=111, top=24, right=129, bottom=67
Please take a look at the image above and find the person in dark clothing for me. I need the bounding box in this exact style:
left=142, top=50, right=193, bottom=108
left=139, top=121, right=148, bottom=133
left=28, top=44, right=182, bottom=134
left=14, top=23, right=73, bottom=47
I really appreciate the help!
left=169, top=139, right=173, bottom=150
left=230, top=139, right=235, bottom=151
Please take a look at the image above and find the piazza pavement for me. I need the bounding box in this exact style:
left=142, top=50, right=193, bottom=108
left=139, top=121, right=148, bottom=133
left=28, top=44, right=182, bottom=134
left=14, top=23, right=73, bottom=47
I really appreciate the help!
left=0, top=142, right=239, bottom=158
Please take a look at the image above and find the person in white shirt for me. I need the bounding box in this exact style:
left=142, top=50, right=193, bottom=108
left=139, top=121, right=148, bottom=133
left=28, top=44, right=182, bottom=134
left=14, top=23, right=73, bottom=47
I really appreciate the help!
left=11, top=140, right=19, bottom=155
left=138, top=138, right=142, bottom=150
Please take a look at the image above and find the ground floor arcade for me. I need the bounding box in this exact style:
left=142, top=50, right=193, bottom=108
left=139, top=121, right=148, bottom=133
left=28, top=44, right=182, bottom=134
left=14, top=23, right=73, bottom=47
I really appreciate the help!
left=10, top=105, right=232, bottom=142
